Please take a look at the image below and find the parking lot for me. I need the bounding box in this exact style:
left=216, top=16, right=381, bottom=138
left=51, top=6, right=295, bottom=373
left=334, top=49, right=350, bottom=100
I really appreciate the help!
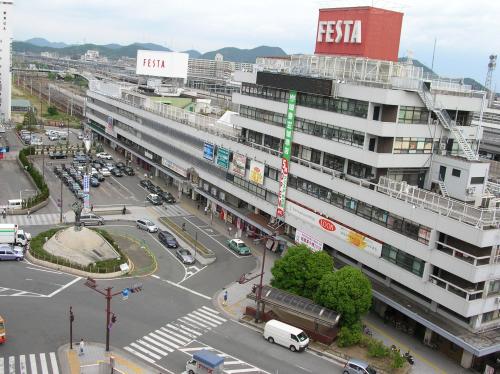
left=0, top=160, right=37, bottom=206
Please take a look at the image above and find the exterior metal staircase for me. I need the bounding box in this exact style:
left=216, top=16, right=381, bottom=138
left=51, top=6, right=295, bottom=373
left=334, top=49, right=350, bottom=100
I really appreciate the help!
left=417, top=86, right=477, bottom=161
left=437, top=180, right=449, bottom=197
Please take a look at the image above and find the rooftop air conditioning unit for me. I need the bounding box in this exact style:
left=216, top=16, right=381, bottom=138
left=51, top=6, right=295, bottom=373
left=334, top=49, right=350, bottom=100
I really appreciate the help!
left=466, top=187, right=476, bottom=195
left=495, top=297, right=500, bottom=305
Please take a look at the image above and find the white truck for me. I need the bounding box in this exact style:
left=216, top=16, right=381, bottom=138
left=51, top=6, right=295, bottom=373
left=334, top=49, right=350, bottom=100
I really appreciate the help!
left=0, top=224, right=31, bottom=247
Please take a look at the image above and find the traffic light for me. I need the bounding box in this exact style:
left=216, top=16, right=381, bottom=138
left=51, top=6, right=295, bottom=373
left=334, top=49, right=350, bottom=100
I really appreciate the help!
left=111, top=313, right=117, bottom=324
left=70, top=306, right=75, bottom=322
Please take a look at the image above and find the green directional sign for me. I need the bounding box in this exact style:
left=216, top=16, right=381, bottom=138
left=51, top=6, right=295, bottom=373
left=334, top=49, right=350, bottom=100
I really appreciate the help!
left=216, top=147, right=230, bottom=169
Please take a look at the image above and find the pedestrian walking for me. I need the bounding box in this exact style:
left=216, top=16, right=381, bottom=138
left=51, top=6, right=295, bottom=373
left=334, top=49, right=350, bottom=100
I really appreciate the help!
left=27, top=209, right=31, bottom=219
left=223, top=290, right=228, bottom=306
left=90, top=204, right=94, bottom=212
left=79, top=339, right=85, bottom=356
left=204, top=206, right=208, bottom=215
left=122, top=205, right=126, bottom=215
left=197, top=203, right=200, bottom=211
left=2, top=209, right=6, bottom=219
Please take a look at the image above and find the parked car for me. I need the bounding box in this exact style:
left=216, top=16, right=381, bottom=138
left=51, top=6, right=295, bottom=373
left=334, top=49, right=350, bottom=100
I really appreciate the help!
left=176, top=248, right=195, bottom=264
left=73, top=155, right=88, bottom=163
left=77, top=133, right=84, bottom=140
left=53, top=166, right=63, bottom=175
left=0, top=244, right=24, bottom=261
left=96, top=152, right=113, bottom=160
left=147, top=184, right=158, bottom=193
left=152, top=185, right=164, bottom=195
left=158, top=230, right=178, bottom=248
left=80, top=213, right=104, bottom=226
left=92, top=161, right=103, bottom=170
left=123, top=166, right=135, bottom=176
left=343, top=359, right=377, bottom=374
left=48, top=133, right=59, bottom=141
left=136, top=219, right=158, bottom=233
left=115, top=162, right=126, bottom=169
left=92, top=172, right=105, bottom=182
left=111, top=168, right=123, bottom=177
left=75, top=190, right=85, bottom=200
left=147, top=194, right=162, bottom=205
left=49, top=151, right=66, bottom=159
left=227, top=239, right=251, bottom=255
left=159, top=191, right=176, bottom=204
left=263, top=319, right=309, bottom=353
left=90, top=177, right=100, bottom=187
left=140, top=179, right=153, bottom=188
left=69, top=183, right=80, bottom=192
left=100, top=168, right=111, bottom=177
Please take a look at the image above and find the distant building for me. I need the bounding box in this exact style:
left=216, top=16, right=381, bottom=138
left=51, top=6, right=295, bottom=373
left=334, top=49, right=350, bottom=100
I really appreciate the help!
left=82, top=50, right=100, bottom=61
left=11, top=99, right=32, bottom=112
left=0, top=1, right=13, bottom=122
left=41, top=51, right=57, bottom=58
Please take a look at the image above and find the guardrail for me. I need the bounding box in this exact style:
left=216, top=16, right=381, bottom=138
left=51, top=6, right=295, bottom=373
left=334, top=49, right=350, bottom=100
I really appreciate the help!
left=429, top=275, right=483, bottom=301
left=436, top=241, right=491, bottom=266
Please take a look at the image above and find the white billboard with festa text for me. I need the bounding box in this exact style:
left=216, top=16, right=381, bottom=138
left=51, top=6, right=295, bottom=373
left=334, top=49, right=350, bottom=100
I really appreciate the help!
left=136, top=50, right=188, bottom=79
left=287, top=201, right=382, bottom=257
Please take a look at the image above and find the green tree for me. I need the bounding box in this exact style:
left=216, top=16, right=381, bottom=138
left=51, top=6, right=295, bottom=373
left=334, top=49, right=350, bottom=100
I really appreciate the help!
left=314, top=266, right=372, bottom=326
left=270, top=244, right=333, bottom=299
left=47, top=72, right=57, bottom=80
left=47, top=106, right=58, bottom=116
left=22, top=109, right=37, bottom=131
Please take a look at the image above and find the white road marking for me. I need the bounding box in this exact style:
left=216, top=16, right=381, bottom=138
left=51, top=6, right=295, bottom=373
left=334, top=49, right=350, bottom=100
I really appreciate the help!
left=39, top=353, right=49, bottom=374
left=150, top=331, right=179, bottom=349
left=151, top=274, right=160, bottom=279
left=167, top=323, right=200, bottom=338
left=192, top=310, right=225, bottom=324
left=225, top=369, right=262, bottom=374
left=19, top=355, right=27, bottom=374
left=179, top=316, right=210, bottom=329
left=25, top=266, right=63, bottom=275
left=130, top=342, right=162, bottom=360
left=143, top=335, right=175, bottom=353
left=0, top=358, right=3, bottom=374
left=123, top=346, right=156, bottom=363
left=45, top=276, right=81, bottom=297
left=165, top=280, right=211, bottom=300
left=186, top=313, right=218, bottom=328
left=8, top=356, right=14, bottom=374
left=197, top=308, right=226, bottom=322
left=146, top=333, right=175, bottom=351
left=201, top=305, right=221, bottom=315
left=136, top=339, right=169, bottom=356
left=29, top=354, right=38, bottom=374
left=224, top=360, right=245, bottom=365
left=159, top=327, right=192, bottom=344
left=49, top=352, right=59, bottom=374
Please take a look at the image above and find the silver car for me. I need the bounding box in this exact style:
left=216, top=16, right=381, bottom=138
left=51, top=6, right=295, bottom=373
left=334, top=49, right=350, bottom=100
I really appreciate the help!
left=80, top=213, right=105, bottom=226
left=0, top=244, right=24, bottom=261
left=175, top=248, right=195, bottom=265
left=136, top=219, right=158, bottom=233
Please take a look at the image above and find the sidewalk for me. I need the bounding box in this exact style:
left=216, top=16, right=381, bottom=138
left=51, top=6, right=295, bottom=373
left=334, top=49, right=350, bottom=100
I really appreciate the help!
left=58, top=342, right=163, bottom=374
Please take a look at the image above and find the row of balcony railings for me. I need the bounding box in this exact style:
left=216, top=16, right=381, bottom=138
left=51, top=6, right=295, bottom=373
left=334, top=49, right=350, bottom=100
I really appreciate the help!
left=89, top=88, right=499, bottom=229
left=429, top=274, right=484, bottom=301
left=435, top=241, right=493, bottom=266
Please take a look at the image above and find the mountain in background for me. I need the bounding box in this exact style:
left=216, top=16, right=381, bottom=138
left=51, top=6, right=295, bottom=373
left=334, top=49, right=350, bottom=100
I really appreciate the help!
left=200, top=46, right=286, bottom=62
left=14, top=39, right=286, bottom=63
left=25, top=37, right=69, bottom=49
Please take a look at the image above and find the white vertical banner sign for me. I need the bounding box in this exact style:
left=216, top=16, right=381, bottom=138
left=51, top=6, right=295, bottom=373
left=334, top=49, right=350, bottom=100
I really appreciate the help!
left=83, top=174, right=90, bottom=209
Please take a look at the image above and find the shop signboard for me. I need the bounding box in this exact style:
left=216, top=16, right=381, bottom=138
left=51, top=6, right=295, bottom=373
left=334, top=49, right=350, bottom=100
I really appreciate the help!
left=83, top=174, right=90, bottom=209
left=249, top=160, right=265, bottom=185
left=276, top=90, right=297, bottom=217
left=136, top=50, right=189, bottom=79
left=287, top=201, right=382, bottom=257
left=144, top=151, right=153, bottom=160
left=295, top=229, right=323, bottom=252
left=203, top=143, right=215, bottom=161
left=216, top=147, right=230, bottom=169
left=229, top=152, right=246, bottom=177
left=161, top=158, right=188, bottom=177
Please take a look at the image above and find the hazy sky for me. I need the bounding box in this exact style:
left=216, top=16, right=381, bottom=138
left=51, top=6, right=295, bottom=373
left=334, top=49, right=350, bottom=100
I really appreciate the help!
left=11, top=0, right=500, bottom=88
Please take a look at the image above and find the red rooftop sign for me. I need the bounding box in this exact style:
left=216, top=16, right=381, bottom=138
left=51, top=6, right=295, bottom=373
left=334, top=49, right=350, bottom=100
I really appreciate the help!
left=314, top=6, right=403, bottom=62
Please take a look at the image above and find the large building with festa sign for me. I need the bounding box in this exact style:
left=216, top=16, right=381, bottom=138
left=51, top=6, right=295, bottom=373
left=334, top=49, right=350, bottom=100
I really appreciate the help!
left=85, top=6, right=500, bottom=370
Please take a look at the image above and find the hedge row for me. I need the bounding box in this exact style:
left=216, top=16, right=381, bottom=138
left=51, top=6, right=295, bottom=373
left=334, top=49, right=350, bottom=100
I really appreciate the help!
left=19, top=147, right=50, bottom=209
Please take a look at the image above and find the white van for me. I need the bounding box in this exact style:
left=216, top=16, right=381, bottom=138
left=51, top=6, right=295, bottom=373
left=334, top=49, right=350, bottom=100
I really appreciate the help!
left=263, top=319, right=309, bottom=352
left=7, top=199, right=23, bottom=210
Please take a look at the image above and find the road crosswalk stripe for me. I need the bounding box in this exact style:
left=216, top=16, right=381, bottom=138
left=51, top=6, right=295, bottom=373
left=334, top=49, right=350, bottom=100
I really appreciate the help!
left=147, top=333, right=175, bottom=352
left=8, top=357, right=14, bottom=374
left=177, top=319, right=203, bottom=331
left=166, top=323, right=200, bottom=338
left=225, top=360, right=245, bottom=365
left=186, top=313, right=219, bottom=328
left=151, top=331, right=179, bottom=349
left=201, top=305, right=220, bottom=315
left=158, top=327, right=191, bottom=345
left=225, top=368, right=262, bottom=373
left=49, top=353, right=59, bottom=374
left=178, top=346, right=207, bottom=352
left=136, top=339, right=169, bottom=356
left=39, top=354, right=49, bottom=374
left=143, top=335, right=175, bottom=354
left=19, top=355, right=27, bottom=374
left=175, top=322, right=203, bottom=336
left=180, top=316, right=211, bottom=329
left=0, top=358, right=2, bottom=374
left=123, top=346, right=156, bottom=364
left=195, top=308, right=227, bottom=322
left=29, top=354, right=38, bottom=374
left=191, top=310, right=225, bottom=325
left=130, top=343, right=162, bottom=360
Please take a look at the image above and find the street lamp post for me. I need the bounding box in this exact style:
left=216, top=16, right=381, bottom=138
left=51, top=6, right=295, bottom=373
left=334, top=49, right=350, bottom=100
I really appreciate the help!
left=69, top=305, right=75, bottom=350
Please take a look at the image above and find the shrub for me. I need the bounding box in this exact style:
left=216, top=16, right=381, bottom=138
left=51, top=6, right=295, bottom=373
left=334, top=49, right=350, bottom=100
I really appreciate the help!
left=47, top=106, right=58, bottom=116
left=18, top=147, right=50, bottom=208
left=390, top=350, right=406, bottom=369
left=337, top=322, right=362, bottom=347
left=367, top=339, right=390, bottom=358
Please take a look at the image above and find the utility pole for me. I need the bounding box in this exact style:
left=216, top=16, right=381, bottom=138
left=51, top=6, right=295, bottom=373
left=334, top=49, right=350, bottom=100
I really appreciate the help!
left=84, top=277, right=122, bottom=352
left=69, top=306, right=75, bottom=349
left=59, top=176, right=63, bottom=223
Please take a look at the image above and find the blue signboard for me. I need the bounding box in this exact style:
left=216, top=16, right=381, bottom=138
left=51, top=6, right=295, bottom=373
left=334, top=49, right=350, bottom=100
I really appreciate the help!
left=203, top=143, right=215, bottom=161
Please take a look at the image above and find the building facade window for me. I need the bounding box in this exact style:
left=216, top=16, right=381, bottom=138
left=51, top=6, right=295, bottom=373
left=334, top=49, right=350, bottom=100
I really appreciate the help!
left=239, top=105, right=365, bottom=148
left=452, top=168, right=461, bottom=177
left=470, top=177, right=485, bottom=184
left=398, top=106, right=430, bottom=124
left=381, top=244, right=425, bottom=276
left=393, top=137, right=433, bottom=154
left=241, top=83, right=368, bottom=118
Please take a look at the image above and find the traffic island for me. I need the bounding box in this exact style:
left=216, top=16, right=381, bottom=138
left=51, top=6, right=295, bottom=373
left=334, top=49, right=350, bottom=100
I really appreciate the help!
left=27, top=227, right=132, bottom=278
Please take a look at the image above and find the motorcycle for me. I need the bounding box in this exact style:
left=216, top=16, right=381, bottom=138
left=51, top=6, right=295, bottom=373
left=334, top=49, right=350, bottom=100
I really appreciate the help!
left=404, top=351, right=414, bottom=365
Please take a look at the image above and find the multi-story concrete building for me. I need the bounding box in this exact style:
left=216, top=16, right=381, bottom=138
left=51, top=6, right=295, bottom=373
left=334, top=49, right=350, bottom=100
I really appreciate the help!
left=84, top=6, right=500, bottom=370
left=0, top=1, right=13, bottom=122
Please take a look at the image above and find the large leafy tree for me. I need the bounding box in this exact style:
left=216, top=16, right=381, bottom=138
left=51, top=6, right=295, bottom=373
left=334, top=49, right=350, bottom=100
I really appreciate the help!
left=270, top=244, right=333, bottom=299
left=314, top=266, right=372, bottom=326
left=22, top=109, right=37, bottom=131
